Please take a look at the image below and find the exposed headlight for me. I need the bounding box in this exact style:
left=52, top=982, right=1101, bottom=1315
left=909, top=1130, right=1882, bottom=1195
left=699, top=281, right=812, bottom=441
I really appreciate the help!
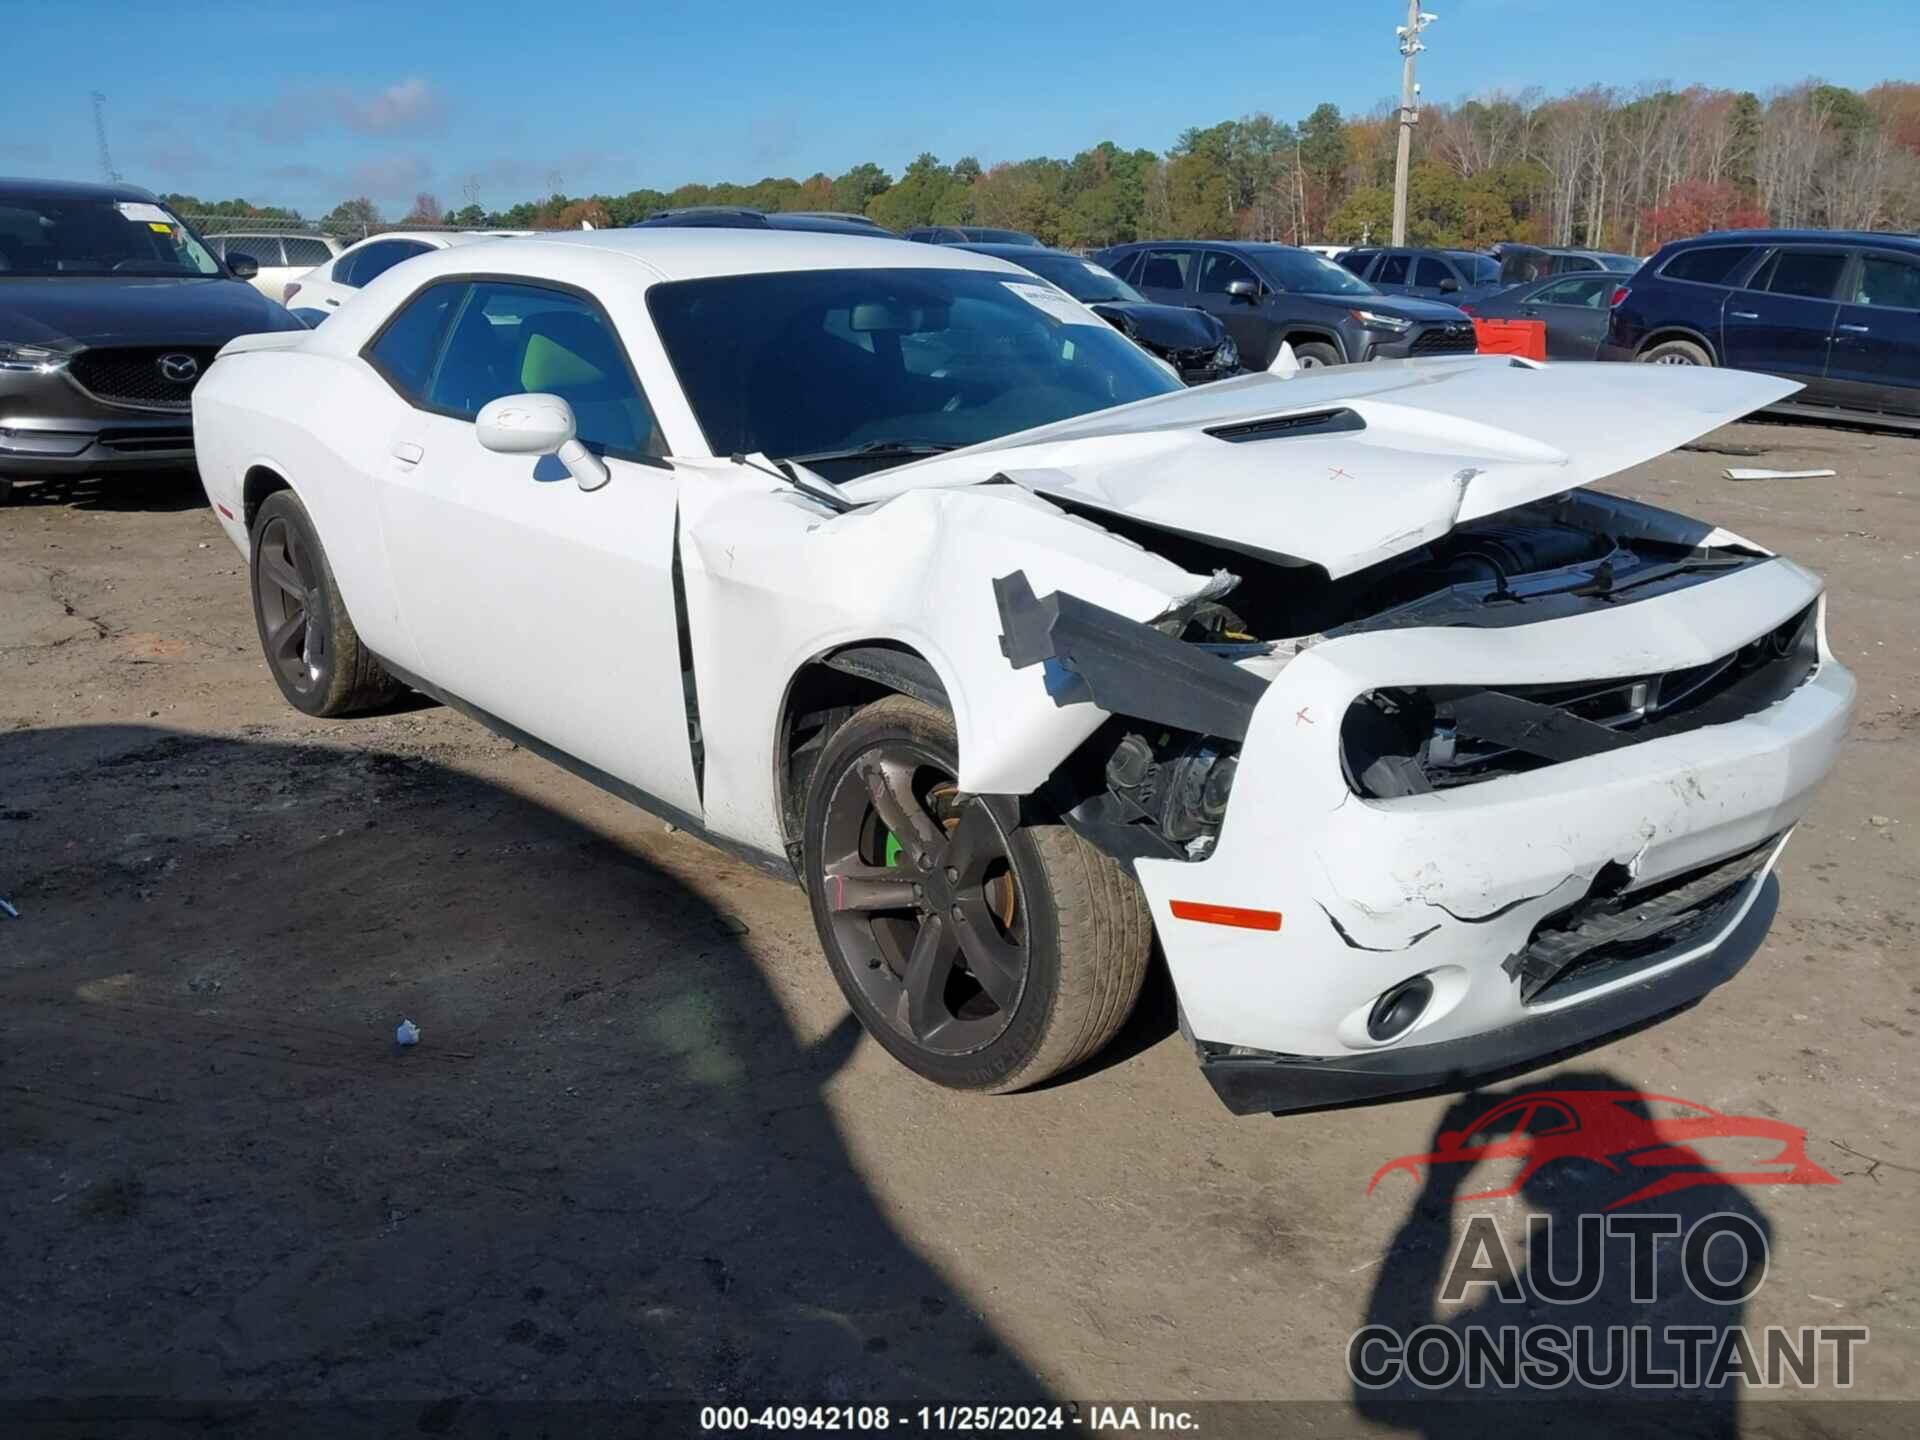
left=0, top=342, right=69, bottom=374
left=1349, top=309, right=1412, bottom=333
left=1213, top=337, right=1239, bottom=369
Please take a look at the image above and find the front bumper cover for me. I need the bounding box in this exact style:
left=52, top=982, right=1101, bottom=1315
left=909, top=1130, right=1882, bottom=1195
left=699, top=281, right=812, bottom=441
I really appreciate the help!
left=1, top=362, right=198, bottom=474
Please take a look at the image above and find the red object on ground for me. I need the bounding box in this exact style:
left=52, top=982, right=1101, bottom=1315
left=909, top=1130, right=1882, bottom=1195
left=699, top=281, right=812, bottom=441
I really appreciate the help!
left=1471, top=317, right=1548, bottom=361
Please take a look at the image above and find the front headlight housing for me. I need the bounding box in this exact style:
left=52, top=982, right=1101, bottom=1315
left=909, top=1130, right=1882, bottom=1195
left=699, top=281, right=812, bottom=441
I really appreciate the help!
left=1349, top=309, right=1412, bottom=333
left=1213, top=337, right=1239, bottom=369
left=0, top=342, right=69, bottom=373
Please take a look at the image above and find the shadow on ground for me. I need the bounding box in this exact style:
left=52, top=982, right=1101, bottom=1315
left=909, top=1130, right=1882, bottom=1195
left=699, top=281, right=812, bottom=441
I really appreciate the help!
left=0, top=725, right=1044, bottom=1430
left=4, top=470, right=209, bottom=514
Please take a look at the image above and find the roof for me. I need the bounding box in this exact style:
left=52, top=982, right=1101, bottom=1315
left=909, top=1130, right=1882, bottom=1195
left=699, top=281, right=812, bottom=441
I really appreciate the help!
left=344, top=230, right=501, bottom=249
left=1668, top=228, right=1920, bottom=247
left=0, top=175, right=157, bottom=203
left=453, top=227, right=1022, bottom=283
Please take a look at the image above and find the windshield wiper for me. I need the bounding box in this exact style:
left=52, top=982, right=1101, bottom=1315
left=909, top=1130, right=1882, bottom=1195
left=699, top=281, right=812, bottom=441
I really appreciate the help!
left=784, top=439, right=961, bottom=466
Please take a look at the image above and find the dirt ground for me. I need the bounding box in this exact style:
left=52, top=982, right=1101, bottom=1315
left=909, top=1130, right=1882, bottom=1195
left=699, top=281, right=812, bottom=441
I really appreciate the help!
left=2, top=419, right=1916, bottom=1435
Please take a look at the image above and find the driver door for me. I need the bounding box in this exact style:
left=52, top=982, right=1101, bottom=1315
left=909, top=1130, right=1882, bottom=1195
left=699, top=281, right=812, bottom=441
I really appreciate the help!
left=363, top=276, right=702, bottom=818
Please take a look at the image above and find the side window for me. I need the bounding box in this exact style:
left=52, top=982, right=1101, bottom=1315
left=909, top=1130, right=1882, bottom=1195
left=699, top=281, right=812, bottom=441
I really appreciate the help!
left=1856, top=254, right=1920, bottom=310
left=1137, top=249, right=1192, bottom=291
left=1413, top=256, right=1452, bottom=288
left=1375, top=253, right=1410, bottom=285
left=1760, top=249, right=1847, bottom=301
left=1197, top=250, right=1259, bottom=295
left=423, top=281, right=665, bottom=459
left=364, top=280, right=465, bottom=402
left=1534, top=276, right=1610, bottom=306
left=223, top=237, right=282, bottom=267
left=282, top=236, right=334, bottom=268
left=353, top=240, right=431, bottom=288
left=1661, top=245, right=1757, bottom=285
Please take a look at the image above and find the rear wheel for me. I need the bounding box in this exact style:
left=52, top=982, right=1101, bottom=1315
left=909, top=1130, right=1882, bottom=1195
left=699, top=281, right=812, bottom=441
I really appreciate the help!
left=249, top=489, right=399, bottom=717
left=1291, top=341, right=1341, bottom=369
left=1639, top=337, right=1712, bottom=367
left=802, top=695, right=1151, bottom=1093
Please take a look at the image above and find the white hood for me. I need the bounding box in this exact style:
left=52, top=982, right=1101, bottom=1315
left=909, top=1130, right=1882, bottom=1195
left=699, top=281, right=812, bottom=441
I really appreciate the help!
left=849, top=357, right=1799, bottom=579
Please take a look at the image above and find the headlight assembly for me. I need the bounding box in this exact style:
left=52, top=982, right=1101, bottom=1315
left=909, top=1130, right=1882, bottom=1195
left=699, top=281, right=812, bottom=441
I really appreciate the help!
left=0, top=343, right=69, bottom=373
left=1349, top=309, right=1412, bottom=333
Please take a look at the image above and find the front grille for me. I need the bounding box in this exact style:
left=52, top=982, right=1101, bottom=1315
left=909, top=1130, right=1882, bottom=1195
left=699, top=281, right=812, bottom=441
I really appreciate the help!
left=1508, top=838, right=1778, bottom=1004
left=67, top=347, right=219, bottom=411
left=1343, top=602, right=1819, bottom=797
left=1409, top=325, right=1478, bottom=356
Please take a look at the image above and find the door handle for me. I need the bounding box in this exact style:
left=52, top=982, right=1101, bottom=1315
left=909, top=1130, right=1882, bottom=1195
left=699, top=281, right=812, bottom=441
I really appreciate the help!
left=325, top=298, right=340, bottom=307
left=1729, top=310, right=1759, bottom=320
left=1838, top=323, right=1871, bottom=333
left=391, top=443, right=424, bottom=467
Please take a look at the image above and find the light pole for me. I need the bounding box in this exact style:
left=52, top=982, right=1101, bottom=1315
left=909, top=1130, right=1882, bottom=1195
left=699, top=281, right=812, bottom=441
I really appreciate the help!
left=1390, top=4, right=1436, bottom=246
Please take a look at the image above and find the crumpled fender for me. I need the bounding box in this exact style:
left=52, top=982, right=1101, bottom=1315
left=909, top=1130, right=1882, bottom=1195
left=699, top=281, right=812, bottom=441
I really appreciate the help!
left=673, top=472, right=1214, bottom=854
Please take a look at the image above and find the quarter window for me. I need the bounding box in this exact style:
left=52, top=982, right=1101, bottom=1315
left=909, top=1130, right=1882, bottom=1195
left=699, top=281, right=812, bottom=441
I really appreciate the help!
left=365, top=280, right=465, bottom=402
left=1660, top=245, right=1758, bottom=286
left=282, top=236, right=334, bottom=268
left=423, top=281, right=664, bottom=459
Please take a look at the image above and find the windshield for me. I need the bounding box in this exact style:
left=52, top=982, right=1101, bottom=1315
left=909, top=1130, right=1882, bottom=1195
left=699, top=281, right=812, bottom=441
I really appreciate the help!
left=648, top=267, right=1182, bottom=471
left=1015, top=253, right=1145, bottom=305
left=1254, top=248, right=1376, bottom=296
left=1457, top=253, right=1499, bottom=283
left=0, top=195, right=222, bottom=277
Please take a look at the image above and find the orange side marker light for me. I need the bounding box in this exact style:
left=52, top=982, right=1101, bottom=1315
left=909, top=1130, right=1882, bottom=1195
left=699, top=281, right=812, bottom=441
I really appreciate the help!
left=1169, top=900, right=1282, bottom=932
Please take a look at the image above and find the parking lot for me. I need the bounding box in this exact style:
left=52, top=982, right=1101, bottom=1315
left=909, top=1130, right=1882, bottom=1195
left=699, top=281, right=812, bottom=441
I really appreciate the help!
left=1, top=418, right=1916, bottom=1430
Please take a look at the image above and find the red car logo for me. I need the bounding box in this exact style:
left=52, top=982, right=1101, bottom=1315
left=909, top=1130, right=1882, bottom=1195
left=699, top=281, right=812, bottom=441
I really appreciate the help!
left=1367, top=1089, right=1840, bottom=1210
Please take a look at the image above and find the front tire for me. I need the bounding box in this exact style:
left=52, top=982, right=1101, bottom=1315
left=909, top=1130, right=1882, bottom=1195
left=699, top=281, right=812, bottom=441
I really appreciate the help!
left=248, top=489, right=398, bottom=717
left=802, top=695, right=1151, bottom=1093
left=1291, top=341, right=1341, bottom=369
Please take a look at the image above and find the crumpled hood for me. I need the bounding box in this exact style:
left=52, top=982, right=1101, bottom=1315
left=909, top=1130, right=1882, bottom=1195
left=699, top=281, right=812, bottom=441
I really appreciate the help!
left=846, top=357, right=1799, bottom=579
left=1087, top=300, right=1225, bottom=356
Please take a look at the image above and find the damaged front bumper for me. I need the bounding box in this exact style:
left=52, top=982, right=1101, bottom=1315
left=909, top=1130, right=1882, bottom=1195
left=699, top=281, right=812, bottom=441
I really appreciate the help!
left=1023, top=557, right=1853, bottom=1115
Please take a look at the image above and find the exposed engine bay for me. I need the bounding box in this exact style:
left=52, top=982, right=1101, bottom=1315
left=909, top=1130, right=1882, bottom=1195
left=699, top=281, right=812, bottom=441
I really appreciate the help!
left=1000, top=487, right=1804, bottom=863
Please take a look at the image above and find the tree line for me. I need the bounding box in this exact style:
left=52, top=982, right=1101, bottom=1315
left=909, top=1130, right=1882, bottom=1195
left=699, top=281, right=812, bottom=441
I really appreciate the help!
left=167, top=77, right=1920, bottom=253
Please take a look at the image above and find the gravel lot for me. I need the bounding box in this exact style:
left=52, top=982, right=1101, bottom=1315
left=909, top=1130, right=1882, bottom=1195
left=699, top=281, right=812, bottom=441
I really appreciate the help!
left=2, top=418, right=1915, bottom=1434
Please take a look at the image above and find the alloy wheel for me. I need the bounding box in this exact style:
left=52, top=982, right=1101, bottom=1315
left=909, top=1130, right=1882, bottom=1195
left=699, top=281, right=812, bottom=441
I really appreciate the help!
left=254, top=515, right=326, bottom=696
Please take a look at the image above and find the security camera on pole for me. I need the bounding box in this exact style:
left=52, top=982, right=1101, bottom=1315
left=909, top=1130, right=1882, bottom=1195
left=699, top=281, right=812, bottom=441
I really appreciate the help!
left=1391, top=4, right=1436, bottom=246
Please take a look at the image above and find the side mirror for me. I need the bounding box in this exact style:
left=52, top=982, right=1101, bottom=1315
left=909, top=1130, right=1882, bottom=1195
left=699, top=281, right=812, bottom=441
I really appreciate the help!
left=475, top=393, right=609, bottom=492
left=227, top=253, right=260, bottom=280
left=1225, top=278, right=1259, bottom=303
left=1438, top=276, right=1460, bottom=294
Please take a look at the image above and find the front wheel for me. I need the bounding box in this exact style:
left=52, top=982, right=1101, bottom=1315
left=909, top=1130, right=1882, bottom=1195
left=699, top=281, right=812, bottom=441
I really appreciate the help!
left=1638, top=338, right=1712, bottom=367
left=1290, top=341, right=1341, bottom=369
left=802, top=695, right=1151, bottom=1093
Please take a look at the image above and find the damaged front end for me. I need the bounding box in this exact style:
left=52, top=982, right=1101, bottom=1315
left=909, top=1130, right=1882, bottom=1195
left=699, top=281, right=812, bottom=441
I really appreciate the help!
left=989, top=483, right=1852, bottom=1116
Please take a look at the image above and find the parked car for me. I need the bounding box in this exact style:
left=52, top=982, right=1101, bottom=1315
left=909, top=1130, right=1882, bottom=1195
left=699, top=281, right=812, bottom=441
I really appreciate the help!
left=191, top=229, right=1850, bottom=1112
left=0, top=177, right=305, bottom=504
left=1494, top=243, right=1640, bottom=286
left=635, top=207, right=891, bottom=237
left=1457, top=270, right=1619, bottom=359
left=958, top=242, right=1239, bottom=383
left=1092, top=240, right=1477, bottom=369
left=1601, top=229, right=1920, bottom=428
left=903, top=225, right=1041, bottom=246
left=283, top=231, right=521, bottom=325
left=1338, top=247, right=1502, bottom=305
left=207, top=232, right=341, bottom=303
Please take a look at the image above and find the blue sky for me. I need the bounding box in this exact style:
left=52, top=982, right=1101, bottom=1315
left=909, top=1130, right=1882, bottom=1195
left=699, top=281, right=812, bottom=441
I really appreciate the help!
left=1, top=0, right=1906, bottom=216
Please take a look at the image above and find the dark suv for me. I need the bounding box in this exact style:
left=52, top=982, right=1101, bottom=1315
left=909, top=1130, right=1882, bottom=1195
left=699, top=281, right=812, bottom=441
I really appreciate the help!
left=1092, top=240, right=1476, bottom=369
left=1337, top=247, right=1502, bottom=304
left=0, top=177, right=303, bottom=503
left=1602, top=230, right=1920, bottom=427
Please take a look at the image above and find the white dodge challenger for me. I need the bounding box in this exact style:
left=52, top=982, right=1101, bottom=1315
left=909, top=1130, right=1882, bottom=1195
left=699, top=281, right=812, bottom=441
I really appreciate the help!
left=192, top=230, right=1852, bottom=1113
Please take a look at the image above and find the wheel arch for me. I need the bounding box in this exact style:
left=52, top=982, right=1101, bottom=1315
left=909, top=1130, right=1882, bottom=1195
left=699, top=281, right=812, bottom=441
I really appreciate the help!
left=242, top=463, right=294, bottom=532
left=1637, top=326, right=1720, bottom=364
left=773, top=640, right=954, bottom=860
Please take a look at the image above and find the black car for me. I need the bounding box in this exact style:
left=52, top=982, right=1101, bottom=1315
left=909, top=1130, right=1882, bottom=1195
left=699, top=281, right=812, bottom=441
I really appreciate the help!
left=1338, top=246, right=1502, bottom=305
left=1492, top=243, right=1641, bottom=286
left=958, top=243, right=1240, bottom=384
left=1601, top=229, right=1920, bottom=428
left=1458, top=270, right=1618, bottom=359
left=1092, top=240, right=1476, bottom=369
left=903, top=226, right=1041, bottom=246
left=634, top=207, right=891, bottom=236
left=0, top=178, right=304, bottom=503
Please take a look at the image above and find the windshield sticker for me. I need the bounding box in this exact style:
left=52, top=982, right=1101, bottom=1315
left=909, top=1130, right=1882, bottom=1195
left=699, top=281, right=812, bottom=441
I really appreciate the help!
left=147, top=222, right=174, bottom=234
left=1003, top=281, right=1099, bottom=326
left=115, top=202, right=173, bottom=224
